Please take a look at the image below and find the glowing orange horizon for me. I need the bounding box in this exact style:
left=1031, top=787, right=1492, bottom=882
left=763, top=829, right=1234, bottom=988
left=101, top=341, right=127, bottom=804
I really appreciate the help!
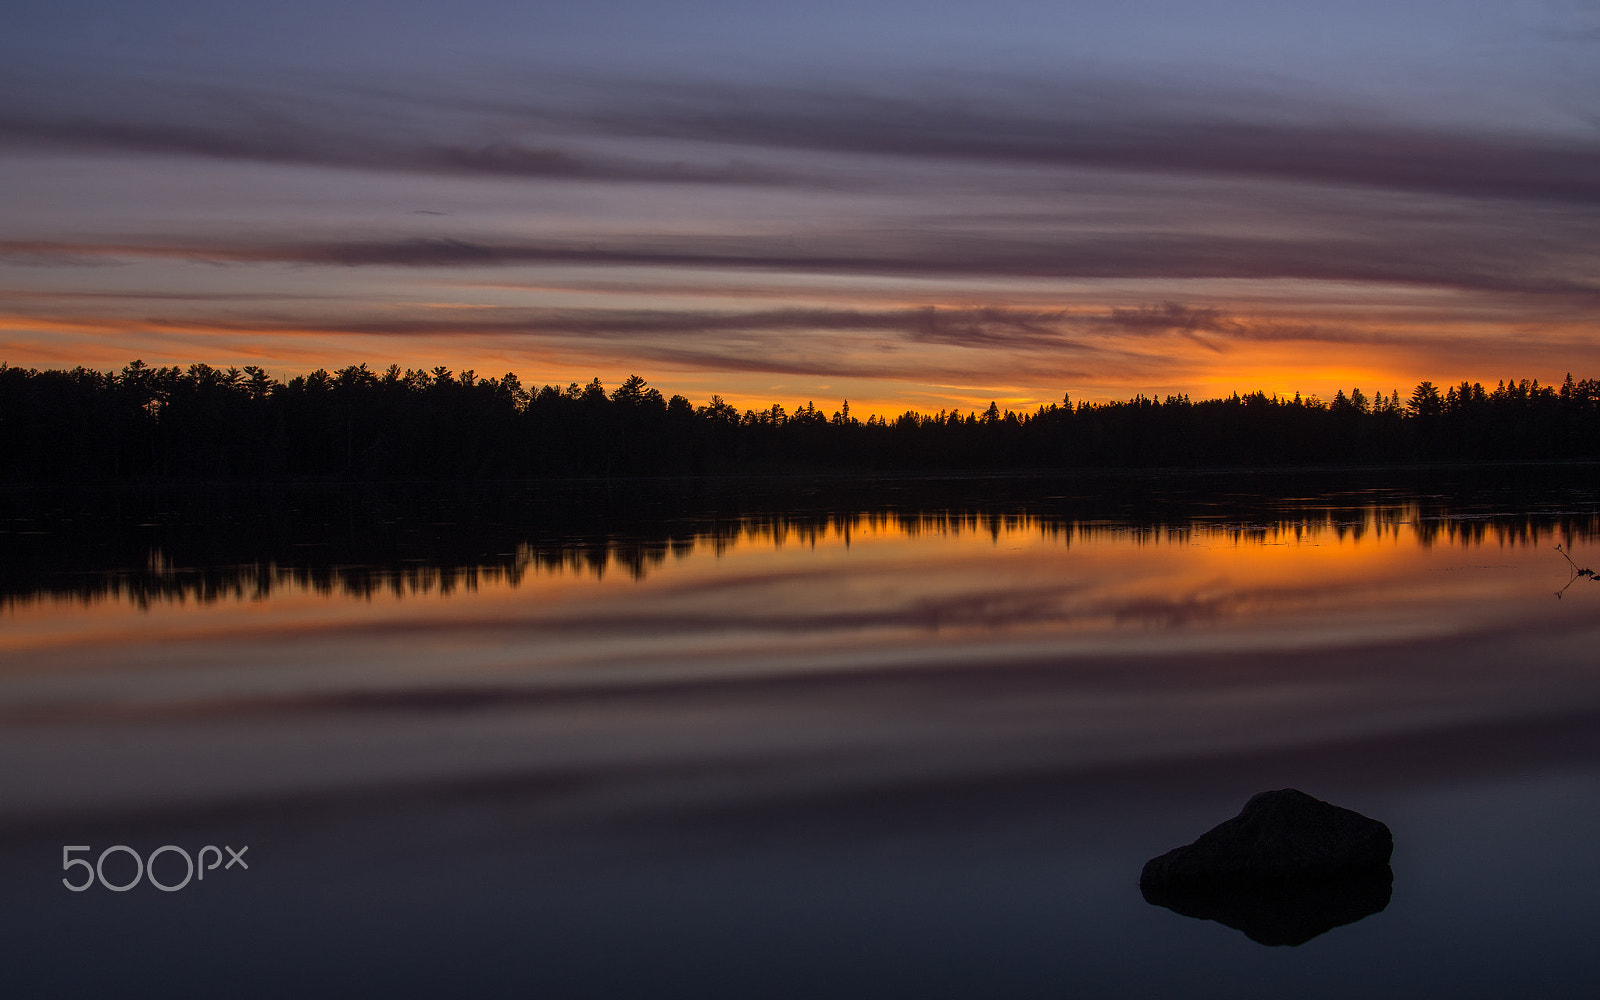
left=1, top=309, right=1592, bottom=420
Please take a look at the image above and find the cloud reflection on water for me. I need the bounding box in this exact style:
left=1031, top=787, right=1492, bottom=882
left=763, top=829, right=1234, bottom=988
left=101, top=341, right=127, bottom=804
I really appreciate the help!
left=2, top=487, right=1598, bottom=827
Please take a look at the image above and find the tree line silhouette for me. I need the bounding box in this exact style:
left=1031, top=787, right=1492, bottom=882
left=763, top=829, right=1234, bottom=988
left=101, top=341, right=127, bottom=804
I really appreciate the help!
left=3, top=360, right=1599, bottom=481
left=5, top=474, right=1594, bottom=607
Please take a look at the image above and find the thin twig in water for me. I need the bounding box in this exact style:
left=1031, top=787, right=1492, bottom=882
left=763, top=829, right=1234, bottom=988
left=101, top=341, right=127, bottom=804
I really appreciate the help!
left=1554, top=544, right=1596, bottom=599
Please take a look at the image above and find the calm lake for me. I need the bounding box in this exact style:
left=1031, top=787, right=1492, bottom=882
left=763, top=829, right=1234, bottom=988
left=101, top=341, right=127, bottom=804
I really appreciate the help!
left=3, top=470, right=1599, bottom=997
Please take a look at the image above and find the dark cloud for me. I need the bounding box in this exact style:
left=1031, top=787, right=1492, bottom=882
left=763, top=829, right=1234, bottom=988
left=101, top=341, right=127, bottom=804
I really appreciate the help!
left=1103, top=304, right=1233, bottom=352
left=605, top=84, right=1600, bottom=203
left=1106, top=304, right=1228, bottom=334
left=0, top=287, right=331, bottom=303
left=6, top=67, right=1600, bottom=206
left=1100, top=304, right=1381, bottom=349
left=0, top=108, right=808, bottom=186
left=0, top=298, right=1120, bottom=378
left=5, top=225, right=1596, bottom=301
left=4, top=289, right=1516, bottom=378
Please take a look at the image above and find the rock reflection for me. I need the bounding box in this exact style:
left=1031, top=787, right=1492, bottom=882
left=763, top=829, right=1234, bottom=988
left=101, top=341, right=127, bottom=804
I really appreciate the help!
left=1142, top=867, right=1393, bottom=946
left=1140, top=789, right=1394, bottom=945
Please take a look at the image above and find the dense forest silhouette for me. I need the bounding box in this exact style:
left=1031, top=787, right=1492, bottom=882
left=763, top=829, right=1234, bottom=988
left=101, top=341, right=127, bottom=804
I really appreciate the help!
left=4, top=473, right=1594, bottom=608
left=3, top=361, right=1599, bottom=481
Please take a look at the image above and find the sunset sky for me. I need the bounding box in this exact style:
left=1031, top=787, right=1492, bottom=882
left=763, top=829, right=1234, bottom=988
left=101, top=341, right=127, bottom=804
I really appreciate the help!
left=3, top=0, right=1598, bottom=415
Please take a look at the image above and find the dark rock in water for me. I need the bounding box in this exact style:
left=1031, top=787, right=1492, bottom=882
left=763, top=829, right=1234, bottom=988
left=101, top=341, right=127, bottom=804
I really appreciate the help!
left=1141, top=865, right=1393, bottom=946
left=1140, top=789, right=1392, bottom=889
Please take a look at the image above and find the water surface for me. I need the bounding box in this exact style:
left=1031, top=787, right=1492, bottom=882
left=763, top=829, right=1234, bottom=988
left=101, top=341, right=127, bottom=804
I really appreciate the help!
left=3, top=473, right=1598, bottom=996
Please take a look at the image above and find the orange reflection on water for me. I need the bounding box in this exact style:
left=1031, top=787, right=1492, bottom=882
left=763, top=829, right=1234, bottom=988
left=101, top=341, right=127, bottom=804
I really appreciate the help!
left=3, top=506, right=1591, bottom=671
left=3, top=503, right=1597, bottom=824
